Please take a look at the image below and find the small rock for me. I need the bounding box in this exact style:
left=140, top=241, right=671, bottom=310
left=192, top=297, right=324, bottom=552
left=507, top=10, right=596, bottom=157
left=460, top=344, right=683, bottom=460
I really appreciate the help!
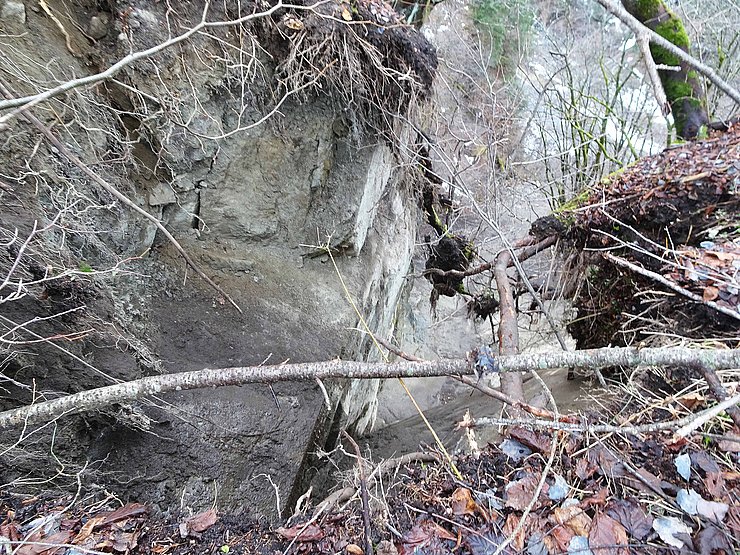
left=88, top=12, right=109, bottom=39
left=1, top=1, right=26, bottom=32
left=148, top=183, right=176, bottom=206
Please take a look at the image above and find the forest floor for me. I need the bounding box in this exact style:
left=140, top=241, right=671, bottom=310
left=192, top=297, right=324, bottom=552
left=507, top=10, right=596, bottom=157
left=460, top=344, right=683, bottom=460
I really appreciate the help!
left=2, top=365, right=738, bottom=555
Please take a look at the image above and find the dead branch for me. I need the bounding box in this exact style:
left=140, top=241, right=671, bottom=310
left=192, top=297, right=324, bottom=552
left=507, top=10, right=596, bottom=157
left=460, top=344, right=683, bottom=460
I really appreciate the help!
left=1, top=346, right=739, bottom=431
left=594, top=0, right=740, bottom=106
left=494, top=237, right=532, bottom=403
left=475, top=391, right=740, bottom=436
left=604, top=253, right=740, bottom=321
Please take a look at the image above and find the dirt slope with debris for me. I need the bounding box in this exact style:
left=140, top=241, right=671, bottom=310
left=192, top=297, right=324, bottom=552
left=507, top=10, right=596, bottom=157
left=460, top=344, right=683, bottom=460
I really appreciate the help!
left=0, top=0, right=435, bottom=518
left=537, top=125, right=740, bottom=348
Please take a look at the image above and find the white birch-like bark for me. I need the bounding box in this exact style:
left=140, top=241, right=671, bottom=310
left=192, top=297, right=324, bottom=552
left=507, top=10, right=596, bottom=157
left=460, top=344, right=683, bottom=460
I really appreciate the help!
left=1, top=347, right=738, bottom=430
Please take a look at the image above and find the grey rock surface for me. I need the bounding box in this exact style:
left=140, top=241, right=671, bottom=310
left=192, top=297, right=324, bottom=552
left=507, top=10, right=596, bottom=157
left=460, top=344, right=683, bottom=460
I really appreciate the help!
left=0, top=0, right=425, bottom=519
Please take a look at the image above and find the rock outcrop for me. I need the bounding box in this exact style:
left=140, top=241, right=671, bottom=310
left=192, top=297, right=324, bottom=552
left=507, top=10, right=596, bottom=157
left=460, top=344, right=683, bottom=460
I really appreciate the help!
left=0, top=0, right=435, bottom=518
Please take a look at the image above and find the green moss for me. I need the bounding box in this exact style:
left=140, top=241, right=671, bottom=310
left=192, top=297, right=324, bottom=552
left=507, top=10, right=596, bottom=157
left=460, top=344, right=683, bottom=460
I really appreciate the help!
left=663, top=78, right=693, bottom=101
left=654, top=18, right=690, bottom=49
left=462, top=241, right=477, bottom=262
left=455, top=282, right=469, bottom=295
left=631, top=0, right=663, bottom=21
left=556, top=187, right=591, bottom=212
left=649, top=16, right=690, bottom=67
left=552, top=188, right=591, bottom=225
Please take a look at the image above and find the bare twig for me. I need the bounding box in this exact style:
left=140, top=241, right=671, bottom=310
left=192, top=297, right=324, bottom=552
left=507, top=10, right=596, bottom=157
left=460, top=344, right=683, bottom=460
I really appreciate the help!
left=604, top=253, right=740, bottom=321
left=341, top=430, right=373, bottom=555
left=690, top=361, right=740, bottom=427
left=0, top=79, right=242, bottom=313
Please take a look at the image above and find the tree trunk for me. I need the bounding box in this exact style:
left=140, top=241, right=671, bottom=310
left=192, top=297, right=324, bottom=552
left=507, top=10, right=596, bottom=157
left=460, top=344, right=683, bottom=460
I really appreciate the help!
left=621, top=0, right=708, bottom=139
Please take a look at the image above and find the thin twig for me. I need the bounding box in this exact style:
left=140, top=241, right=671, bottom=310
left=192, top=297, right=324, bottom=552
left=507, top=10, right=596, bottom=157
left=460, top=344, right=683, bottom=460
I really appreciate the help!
left=690, top=361, right=740, bottom=427
left=604, top=253, right=739, bottom=321
left=342, top=430, right=373, bottom=555
left=0, top=79, right=242, bottom=313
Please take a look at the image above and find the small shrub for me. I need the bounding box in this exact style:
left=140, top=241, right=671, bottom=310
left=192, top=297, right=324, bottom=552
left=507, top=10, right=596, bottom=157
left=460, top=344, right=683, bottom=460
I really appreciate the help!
left=472, top=0, right=534, bottom=67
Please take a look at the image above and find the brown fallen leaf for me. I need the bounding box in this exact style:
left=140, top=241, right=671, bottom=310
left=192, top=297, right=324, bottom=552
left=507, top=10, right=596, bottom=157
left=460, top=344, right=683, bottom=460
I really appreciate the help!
left=716, top=428, right=740, bottom=453
left=580, top=487, right=609, bottom=509
left=704, top=471, right=726, bottom=500
left=276, top=523, right=325, bottom=542
left=509, top=427, right=552, bottom=453
left=575, top=457, right=598, bottom=481
left=0, top=523, right=19, bottom=542
left=695, top=524, right=732, bottom=555
left=703, top=286, right=720, bottom=301
left=72, top=515, right=107, bottom=545
left=590, top=446, right=625, bottom=478
left=504, top=472, right=548, bottom=511
left=588, top=513, right=628, bottom=555
left=110, top=528, right=141, bottom=552
left=451, top=488, right=478, bottom=517
left=97, top=503, right=148, bottom=528
left=346, top=543, right=363, bottom=555
left=623, top=467, right=662, bottom=494
left=184, top=508, right=218, bottom=534
left=402, top=520, right=455, bottom=545
left=16, top=530, right=74, bottom=555
left=605, top=499, right=652, bottom=540
left=545, top=521, right=574, bottom=554
left=553, top=504, right=591, bottom=536
left=502, top=514, right=529, bottom=552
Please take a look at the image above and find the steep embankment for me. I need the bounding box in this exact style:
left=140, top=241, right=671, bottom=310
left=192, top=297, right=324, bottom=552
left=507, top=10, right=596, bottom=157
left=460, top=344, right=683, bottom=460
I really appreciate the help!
left=0, top=0, right=434, bottom=517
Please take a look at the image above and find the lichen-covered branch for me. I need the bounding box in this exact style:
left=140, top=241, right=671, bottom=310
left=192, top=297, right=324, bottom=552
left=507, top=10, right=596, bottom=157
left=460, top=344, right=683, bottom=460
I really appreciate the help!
left=595, top=0, right=740, bottom=136
left=620, top=0, right=707, bottom=138
left=1, top=347, right=738, bottom=431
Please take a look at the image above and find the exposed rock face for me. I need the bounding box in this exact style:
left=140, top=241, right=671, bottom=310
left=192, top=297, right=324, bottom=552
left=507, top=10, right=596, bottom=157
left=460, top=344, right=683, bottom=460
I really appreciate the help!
left=0, top=0, right=432, bottom=518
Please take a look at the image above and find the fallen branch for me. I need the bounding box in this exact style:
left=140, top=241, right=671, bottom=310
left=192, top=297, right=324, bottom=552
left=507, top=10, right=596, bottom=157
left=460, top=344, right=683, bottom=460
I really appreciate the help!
left=2, top=346, right=739, bottom=430
left=604, top=253, right=740, bottom=321
left=475, top=391, right=740, bottom=436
